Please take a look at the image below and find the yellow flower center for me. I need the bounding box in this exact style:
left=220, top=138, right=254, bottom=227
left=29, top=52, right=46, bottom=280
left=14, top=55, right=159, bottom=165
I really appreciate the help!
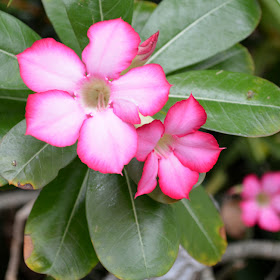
left=79, top=78, right=111, bottom=113
left=154, top=134, right=174, bottom=159
left=256, top=192, right=270, bottom=207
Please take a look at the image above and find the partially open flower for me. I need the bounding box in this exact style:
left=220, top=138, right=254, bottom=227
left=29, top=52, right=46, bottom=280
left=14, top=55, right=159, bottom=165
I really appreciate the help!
left=17, top=19, right=171, bottom=174
left=135, top=95, right=223, bottom=200
left=240, top=172, right=280, bottom=232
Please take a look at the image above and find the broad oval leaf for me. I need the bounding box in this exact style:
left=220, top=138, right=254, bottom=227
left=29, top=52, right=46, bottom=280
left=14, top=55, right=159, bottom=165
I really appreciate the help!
left=175, top=44, right=254, bottom=74
left=0, top=120, right=77, bottom=189
left=132, top=1, right=157, bottom=36
left=173, top=186, right=227, bottom=266
left=86, top=169, right=179, bottom=280
left=141, top=0, right=261, bottom=74
left=25, top=158, right=98, bottom=280
left=42, top=0, right=134, bottom=56
left=0, top=10, right=40, bottom=90
left=159, top=70, right=280, bottom=137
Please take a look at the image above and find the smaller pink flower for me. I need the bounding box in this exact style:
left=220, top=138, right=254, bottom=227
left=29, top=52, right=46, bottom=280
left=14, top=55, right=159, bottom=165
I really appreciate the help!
left=240, top=172, right=280, bottom=232
left=135, top=95, right=223, bottom=200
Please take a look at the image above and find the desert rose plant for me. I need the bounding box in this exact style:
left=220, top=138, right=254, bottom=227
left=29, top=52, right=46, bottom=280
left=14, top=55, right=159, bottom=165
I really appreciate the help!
left=0, top=0, right=280, bottom=279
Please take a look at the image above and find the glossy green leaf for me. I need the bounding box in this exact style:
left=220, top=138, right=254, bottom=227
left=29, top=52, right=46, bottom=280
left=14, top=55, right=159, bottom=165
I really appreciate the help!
left=132, top=1, right=157, bottom=36
left=0, top=89, right=28, bottom=141
left=141, top=0, right=261, bottom=74
left=0, top=10, right=40, bottom=90
left=0, top=120, right=77, bottom=189
left=159, top=70, right=280, bottom=137
left=25, top=158, right=98, bottom=280
left=176, top=44, right=254, bottom=74
left=86, top=169, right=179, bottom=280
left=42, top=0, right=134, bottom=56
left=173, top=186, right=227, bottom=265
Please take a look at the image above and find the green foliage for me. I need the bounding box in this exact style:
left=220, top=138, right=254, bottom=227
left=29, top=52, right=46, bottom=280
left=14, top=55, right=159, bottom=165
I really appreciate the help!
left=140, top=0, right=261, bottom=74
left=42, top=0, right=134, bottom=56
left=0, top=0, right=279, bottom=279
left=25, top=158, right=98, bottom=280
left=132, top=1, right=157, bottom=36
left=86, top=169, right=179, bottom=280
left=0, top=10, right=40, bottom=90
left=177, top=44, right=255, bottom=74
left=161, top=70, right=280, bottom=137
left=0, top=120, right=77, bottom=189
left=174, top=186, right=227, bottom=265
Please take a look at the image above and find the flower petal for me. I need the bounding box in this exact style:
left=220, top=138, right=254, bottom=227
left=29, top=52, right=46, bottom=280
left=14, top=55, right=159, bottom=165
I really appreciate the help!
left=158, top=153, right=199, bottom=199
left=17, top=38, right=86, bottom=93
left=136, top=120, right=164, bottom=161
left=111, top=64, right=171, bottom=116
left=240, top=200, right=259, bottom=227
left=26, top=90, right=86, bottom=147
left=135, top=152, right=159, bottom=198
left=77, top=109, right=137, bottom=174
left=261, top=172, right=280, bottom=195
left=173, top=131, right=223, bottom=173
left=259, top=207, right=280, bottom=232
left=241, top=174, right=261, bottom=200
left=112, top=99, right=141, bottom=124
left=271, top=195, right=280, bottom=213
left=82, top=18, right=140, bottom=79
left=164, top=95, right=207, bottom=136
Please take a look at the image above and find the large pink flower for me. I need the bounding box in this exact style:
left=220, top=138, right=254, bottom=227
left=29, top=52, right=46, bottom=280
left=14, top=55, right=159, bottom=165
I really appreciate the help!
left=240, top=172, right=280, bottom=232
left=17, top=19, right=171, bottom=174
left=135, top=95, right=223, bottom=200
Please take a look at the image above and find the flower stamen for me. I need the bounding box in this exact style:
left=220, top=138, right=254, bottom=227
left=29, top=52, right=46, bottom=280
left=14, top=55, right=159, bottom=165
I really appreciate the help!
left=79, top=78, right=111, bottom=113
left=154, top=134, right=174, bottom=159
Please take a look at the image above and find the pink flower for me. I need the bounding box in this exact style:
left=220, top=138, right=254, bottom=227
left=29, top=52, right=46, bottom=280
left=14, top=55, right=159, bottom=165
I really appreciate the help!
left=135, top=95, right=223, bottom=200
left=240, top=172, right=280, bottom=232
left=17, top=19, right=171, bottom=174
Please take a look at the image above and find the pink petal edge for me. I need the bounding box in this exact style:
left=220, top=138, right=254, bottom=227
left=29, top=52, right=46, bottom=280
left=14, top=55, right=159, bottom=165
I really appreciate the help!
left=77, top=109, right=137, bottom=174
left=173, top=131, right=223, bottom=173
left=136, top=120, right=165, bottom=161
left=241, top=174, right=261, bottom=200
left=158, top=153, right=199, bottom=200
left=25, top=90, right=86, bottom=147
left=135, top=152, right=159, bottom=198
left=111, top=64, right=171, bottom=117
left=240, top=200, right=259, bottom=227
left=17, top=38, right=85, bottom=93
left=164, top=94, right=207, bottom=137
left=82, top=18, right=140, bottom=80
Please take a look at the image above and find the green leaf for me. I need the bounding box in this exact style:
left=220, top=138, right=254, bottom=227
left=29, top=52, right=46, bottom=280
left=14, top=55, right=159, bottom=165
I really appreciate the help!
left=42, top=0, right=134, bottom=56
left=0, top=176, right=7, bottom=187
left=0, top=88, right=29, bottom=141
left=159, top=70, right=280, bottom=137
left=0, top=120, right=77, bottom=189
left=175, top=44, right=255, bottom=74
left=141, top=0, right=261, bottom=74
left=0, top=10, right=40, bottom=90
left=132, top=1, right=157, bottom=36
left=173, top=186, right=227, bottom=266
left=86, top=169, right=179, bottom=280
left=25, top=158, right=98, bottom=280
